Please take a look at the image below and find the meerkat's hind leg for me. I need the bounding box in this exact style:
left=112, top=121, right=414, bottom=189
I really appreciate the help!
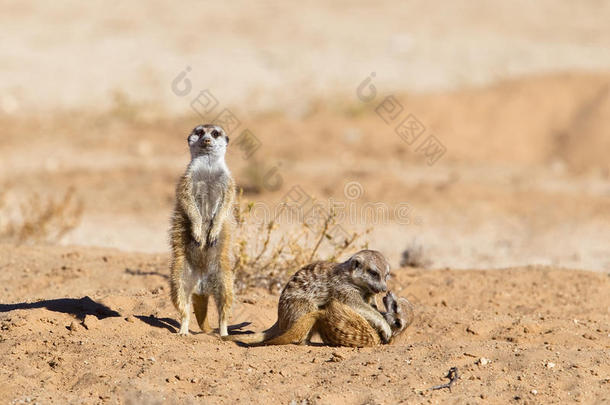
left=193, top=293, right=212, bottom=333
left=170, top=255, right=193, bottom=336
left=214, top=266, right=234, bottom=337
left=213, top=228, right=234, bottom=337
left=177, top=290, right=192, bottom=335
left=215, top=293, right=231, bottom=337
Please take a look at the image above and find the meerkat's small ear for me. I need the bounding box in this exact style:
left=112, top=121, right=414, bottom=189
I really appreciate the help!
left=225, top=135, right=229, bottom=144
left=350, top=256, right=363, bottom=271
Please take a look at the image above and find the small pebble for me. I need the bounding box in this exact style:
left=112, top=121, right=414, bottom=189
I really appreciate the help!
left=478, top=357, right=491, bottom=366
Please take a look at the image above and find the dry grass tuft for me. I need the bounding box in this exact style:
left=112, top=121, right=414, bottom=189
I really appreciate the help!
left=0, top=186, right=84, bottom=244
left=238, top=159, right=268, bottom=195
left=232, top=190, right=370, bottom=294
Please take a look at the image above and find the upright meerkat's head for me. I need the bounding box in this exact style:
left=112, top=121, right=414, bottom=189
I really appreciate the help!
left=187, top=124, right=229, bottom=159
left=346, top=249, right=390, bottom=294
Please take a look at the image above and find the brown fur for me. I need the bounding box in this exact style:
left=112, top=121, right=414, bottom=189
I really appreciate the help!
left=169, top=124, right=235, bottom=336
left=262, top=294, right=413, bottom=347
left=223, top=250, right=393, bottom=345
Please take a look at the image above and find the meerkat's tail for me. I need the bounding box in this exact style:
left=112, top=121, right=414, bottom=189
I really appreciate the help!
left=221, top=321, right=282, bottom=345
left=222, top=311, right=324, bottom=346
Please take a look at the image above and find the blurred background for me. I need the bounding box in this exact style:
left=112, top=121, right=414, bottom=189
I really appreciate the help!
left=1, top=0, right=609, bottom=271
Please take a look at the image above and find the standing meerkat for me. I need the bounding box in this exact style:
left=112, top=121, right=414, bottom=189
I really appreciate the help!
left=169, top=124, right=236, bottom=336
left=224, top=250, right=392, bottom=345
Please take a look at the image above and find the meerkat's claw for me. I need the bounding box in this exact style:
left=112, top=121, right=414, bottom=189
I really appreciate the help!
left=379, top=328, right=391, bottom=344
left=206, top=226, right=220, bottom=246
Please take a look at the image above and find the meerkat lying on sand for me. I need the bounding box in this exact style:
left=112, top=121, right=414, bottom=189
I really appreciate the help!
left=224, top=250, right=396, bottom=345
left=241, top=291, right=412, bottom=347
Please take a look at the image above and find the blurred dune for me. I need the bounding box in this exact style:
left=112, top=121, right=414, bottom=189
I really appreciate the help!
left=1, top=72, right=609, bottom=271
left=1, top=0, right=610, bottom=114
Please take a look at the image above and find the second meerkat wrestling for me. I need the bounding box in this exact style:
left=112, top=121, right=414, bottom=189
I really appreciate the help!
left=169, top=124, right=236, bottom=336
left=316, top=291, right=413, bottom=347
left=264, top=291, right=413, bottom=347
left=224, top=249, right=393, bottom=345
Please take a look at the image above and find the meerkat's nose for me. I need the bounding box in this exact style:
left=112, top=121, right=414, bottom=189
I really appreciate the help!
left=203, top=138, right=211, bottom=145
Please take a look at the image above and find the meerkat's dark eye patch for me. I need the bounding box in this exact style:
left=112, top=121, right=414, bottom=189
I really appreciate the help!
left=188, top=134, right=199, bottom=145
left=367, top=268, right=380, bottom=279
left=194, top=126, right=204, bottom=136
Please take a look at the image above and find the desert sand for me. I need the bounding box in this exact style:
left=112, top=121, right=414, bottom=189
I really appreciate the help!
left=0, top=244, right=609, bottom=404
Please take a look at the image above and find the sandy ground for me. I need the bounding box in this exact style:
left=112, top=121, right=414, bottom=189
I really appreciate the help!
left=0, top=244, right=609, bottom=404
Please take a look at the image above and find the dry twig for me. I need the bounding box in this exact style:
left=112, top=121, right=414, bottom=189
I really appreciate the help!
left=430, top=367, right=459, bottom=392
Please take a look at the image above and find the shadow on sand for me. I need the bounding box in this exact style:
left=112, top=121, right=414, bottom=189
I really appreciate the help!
left=0, top=296, right=121, bottom=320
left=136, top=315, right=251, bottom=335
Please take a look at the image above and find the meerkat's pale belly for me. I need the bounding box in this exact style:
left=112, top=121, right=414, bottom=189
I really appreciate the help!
left=192, top=172, right=225, bottom=222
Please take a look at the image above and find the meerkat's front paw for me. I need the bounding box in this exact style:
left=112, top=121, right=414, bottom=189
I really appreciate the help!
left=379, top=322, right=392, bottom=344
left=206, top=228, right=220, bottom=247
left=382, top=291, right=399, bottom=314
left=178, top=324, right=190, bottom=336
left=192, top=227, right=203, bottom=246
